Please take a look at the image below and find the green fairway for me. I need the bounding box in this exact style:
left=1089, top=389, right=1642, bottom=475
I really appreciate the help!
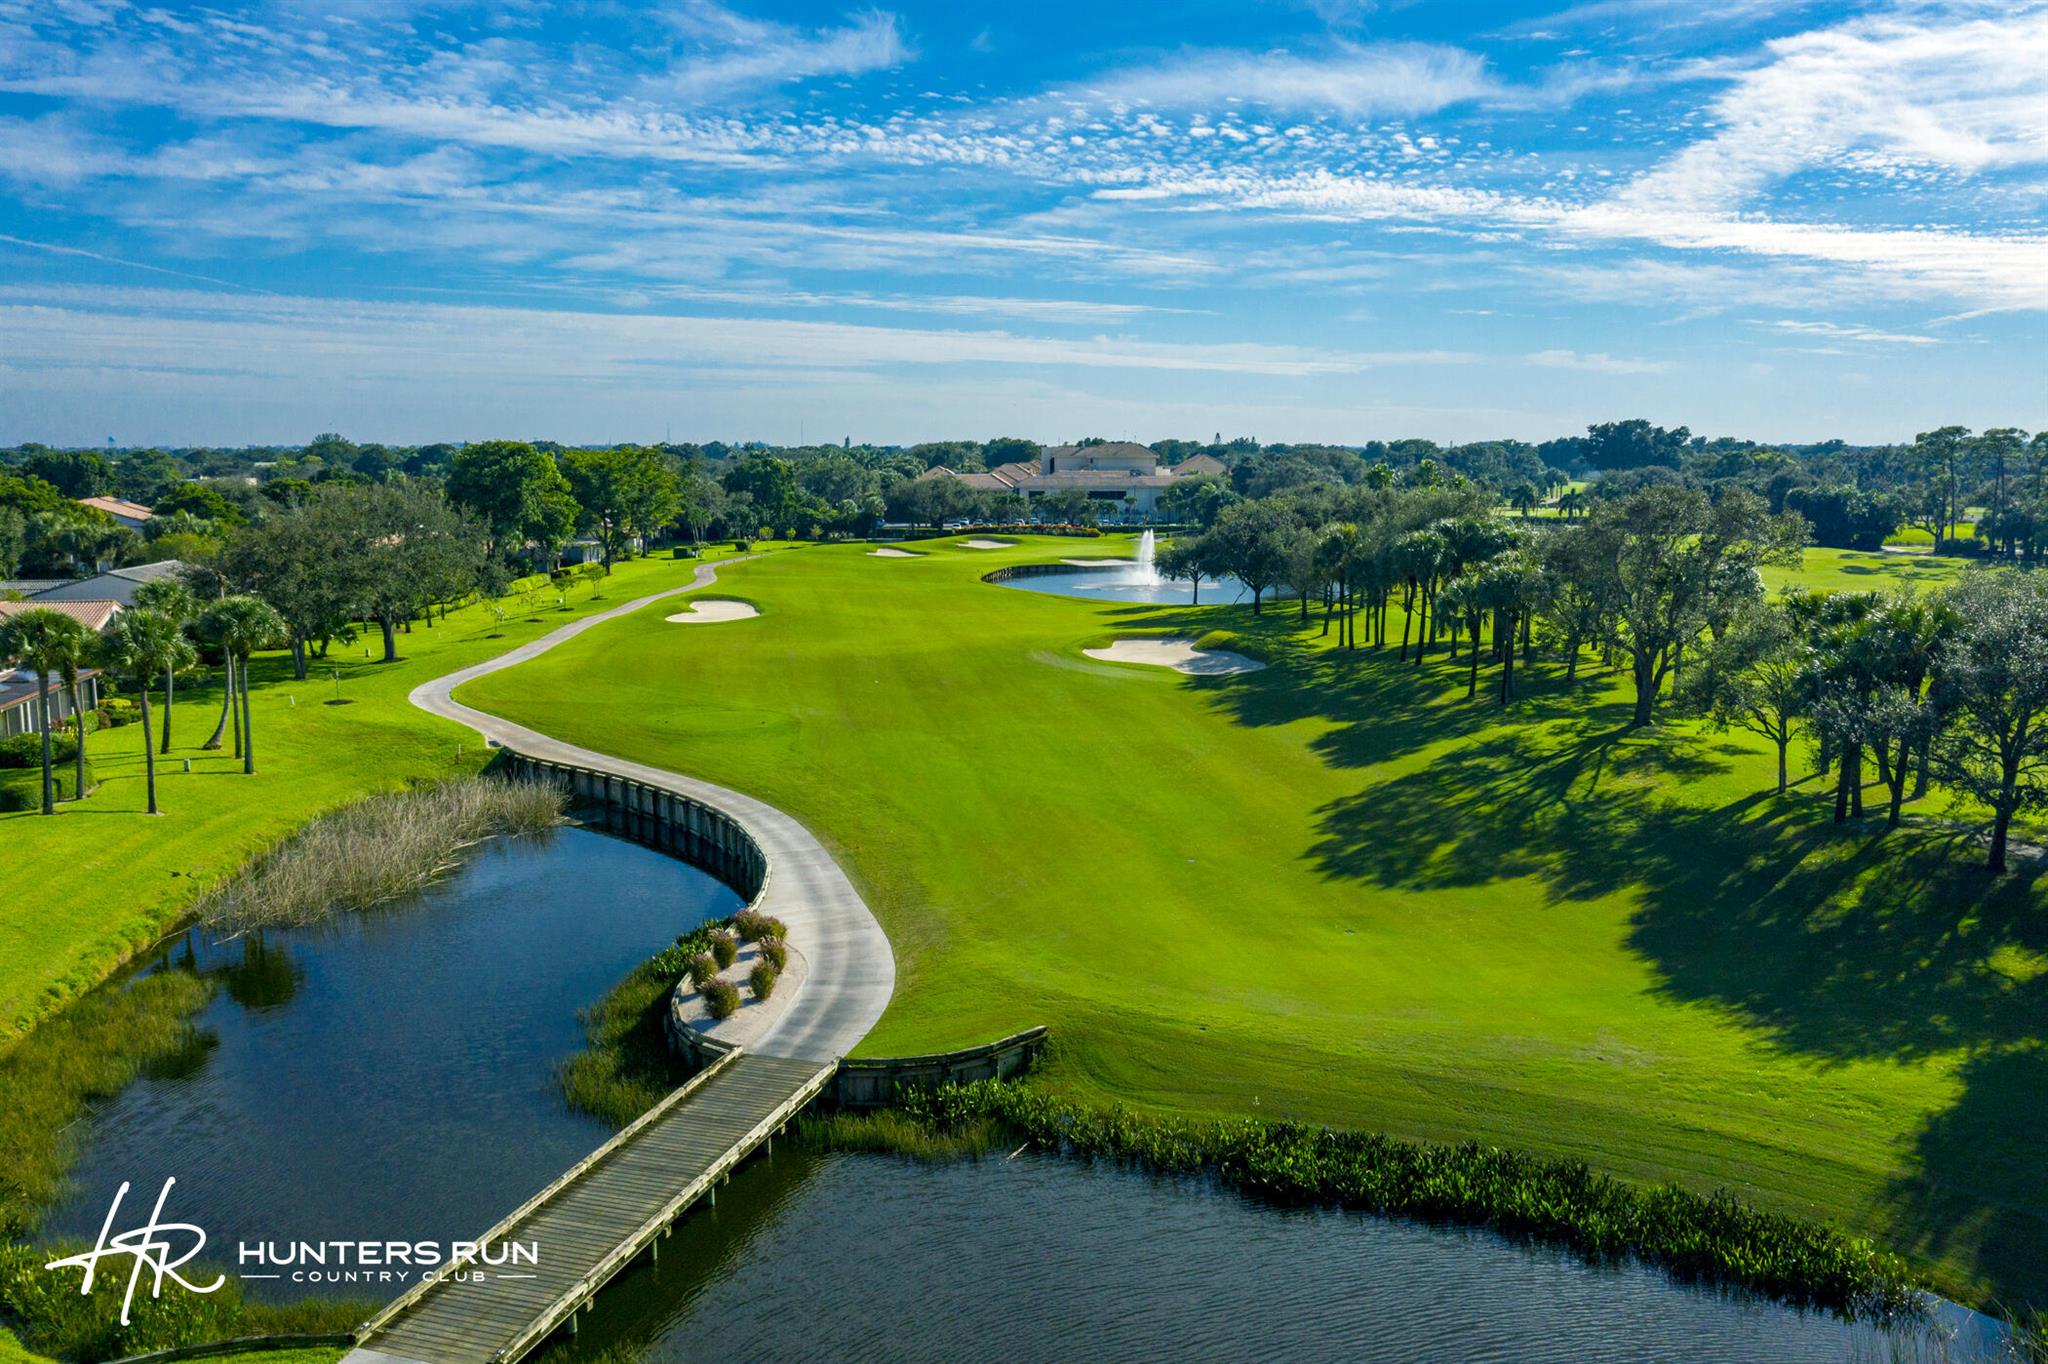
left=460, top=534, right=2045, bottom=1311
left=0, top=551, right=746, bottom=1041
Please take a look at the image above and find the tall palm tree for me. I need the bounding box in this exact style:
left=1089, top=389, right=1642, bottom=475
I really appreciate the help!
left=0, top=608, right=94, bottom=814
left=197, top=596, right=286, bottom=775
left=98, top=609, right=196, bottom=815
left=54, top=619, right=100, bottom=801
left=133, top=578, right=198, bottom=754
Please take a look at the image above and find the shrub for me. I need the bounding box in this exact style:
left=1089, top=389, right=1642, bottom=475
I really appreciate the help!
left=732, top=540, right=751, bottom=552
left=701, top=978, right=740, bottom=1020
left=707, top=929, right=738, bottom=969
left=0, top=731, right=79, bottom=769
left=756, top=937, right=788, bottom=971
left=0, top=761, right=93, bottom=811
left=685, top=952, right=719, bottom=988
left=748, top=961, right=778, bottom=1000
left=98, top=698, right=139, bottom=728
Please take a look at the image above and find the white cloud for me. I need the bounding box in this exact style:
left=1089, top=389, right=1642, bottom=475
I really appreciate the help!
left=1525, top=348, right=1671, bottom=374
left=1615, top=3, right=2048, bottom=215
left=1760, top=319, right=1941, bottom=345
left=1077, top=42, right=1497, bottom=116
left=658, top=2, right=911, bottom=99
left=0, top=285, right=1464, bottom=381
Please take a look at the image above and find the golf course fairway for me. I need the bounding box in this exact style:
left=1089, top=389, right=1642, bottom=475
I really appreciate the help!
left=456, top=535, right=2043, bottom=1311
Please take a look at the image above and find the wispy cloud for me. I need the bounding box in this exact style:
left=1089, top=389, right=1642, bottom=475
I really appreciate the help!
left=1525, top=348, right=1671, bottom=374
left=658, top=1, right=912, bottom=99
left=1760, top=319, right=1941, bottom=345
left=1072, top=42, right=1497, bottom=116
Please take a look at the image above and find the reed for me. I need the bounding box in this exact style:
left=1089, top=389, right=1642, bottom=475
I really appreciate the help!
left=555, top=955, right=688, bottom=1129
left=198, top=777, right=566, bottom=932
left=0, top=969, right=216, bottom=1239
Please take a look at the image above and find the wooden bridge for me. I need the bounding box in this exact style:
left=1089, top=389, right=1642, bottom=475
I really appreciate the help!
left=341, top=1050, right=835, bottom=1364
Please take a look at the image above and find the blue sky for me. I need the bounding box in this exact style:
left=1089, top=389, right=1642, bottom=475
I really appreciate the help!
left=0, top=0, right=2043, bottom=447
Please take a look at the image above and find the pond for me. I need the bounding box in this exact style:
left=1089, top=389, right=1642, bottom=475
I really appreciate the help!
left=42, top=827, right=744, bottom=1298
left=543, top=1148, right=2005, bottom=1364
left=999, top=564, right=1255, bottom=606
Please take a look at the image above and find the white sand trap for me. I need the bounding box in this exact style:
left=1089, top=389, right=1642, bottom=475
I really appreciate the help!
left=664, top=599, right=759, bottom=623
left=1084, top=638, right=1265, bottom=676
left=1062, top=558, right=1131, bottom=567
left=868, top=546, right=918, bottom=558
left=961, top=538, right=1014, bottom=549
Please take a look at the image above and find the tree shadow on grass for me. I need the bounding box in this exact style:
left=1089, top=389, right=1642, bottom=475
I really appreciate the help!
left=1104, top=600, right=1636, bottom=772
left=1302, top=702, right=2048, bottom=1305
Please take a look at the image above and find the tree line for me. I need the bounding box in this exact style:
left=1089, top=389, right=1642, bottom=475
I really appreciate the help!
left=1159, top=480, right=2048, bottom=872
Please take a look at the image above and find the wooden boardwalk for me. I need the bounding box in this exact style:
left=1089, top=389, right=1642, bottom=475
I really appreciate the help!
left=342, top=1051, right=835, bottom=1364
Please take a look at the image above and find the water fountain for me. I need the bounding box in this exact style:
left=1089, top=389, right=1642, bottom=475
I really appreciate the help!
left=1132, top=529, right=1161, bottom=587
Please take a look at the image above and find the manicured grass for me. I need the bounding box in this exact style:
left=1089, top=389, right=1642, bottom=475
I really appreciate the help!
left=1774, top=546, right=1971, bottom=593
left=0, top=549, right=752, bottom=1042
left=460, top=533, right=2047, bottom=1313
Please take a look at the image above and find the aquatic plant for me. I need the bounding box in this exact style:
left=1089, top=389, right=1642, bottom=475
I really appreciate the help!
left=0, top=969, right=217, bottom=1238
left=556, top=956, right=689, bottom=1129
left=857, top=1082, right=1922, bottom=1322
left=198, top=776, right=567, bottom=932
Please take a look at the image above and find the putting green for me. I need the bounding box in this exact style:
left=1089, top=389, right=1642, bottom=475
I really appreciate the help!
left=459, top=534, right=2045, bottom=1312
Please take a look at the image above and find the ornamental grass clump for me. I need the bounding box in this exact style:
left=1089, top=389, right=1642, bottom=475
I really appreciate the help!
left=685, top=953, right=720, bottom=989
left=749, top=961, right=778, bottom=1000
left=756, top=936, right=788, bottom=971
left=708, top=929, right=738, bottom=969
left=702, top=978, right=741, bottom=1021
left=733, top=910, right=787, bottom=943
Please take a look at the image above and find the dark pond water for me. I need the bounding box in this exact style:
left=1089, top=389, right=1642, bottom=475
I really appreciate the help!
left=542, top=1149, right=2005, bottom=1364
left=44, top=828, right=743, bottom=1298
left=999, top=565, right=1256, bottom=605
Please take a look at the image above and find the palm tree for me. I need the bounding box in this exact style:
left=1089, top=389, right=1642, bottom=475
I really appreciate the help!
left=197, top=596, right=286, bottom=775
left=54, top=620, right=100, bottom=801
left=0, top=608, right=94, bottom=814
left=98, top=609, right=196, bottom=815
left=133, top=578, right=198, bottom=754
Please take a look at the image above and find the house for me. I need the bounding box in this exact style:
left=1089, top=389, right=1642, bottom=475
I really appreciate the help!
left=0, top=600, right=121, bottom=738
left=918, top=442, right=1221, bottom=520
left=30, top=561, right=185, bottom=608
left=77, top=496, right=156, bottom=531
left=0, top=667, right=103, bottom=739
left=0, top=600, right=123, bottom=632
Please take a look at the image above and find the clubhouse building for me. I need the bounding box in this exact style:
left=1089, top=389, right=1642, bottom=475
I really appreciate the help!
left=919, top=443, right=1225, bottom=520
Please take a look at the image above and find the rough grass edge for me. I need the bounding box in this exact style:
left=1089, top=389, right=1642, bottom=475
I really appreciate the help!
left=806, top=1079, right=1927, bottom=1325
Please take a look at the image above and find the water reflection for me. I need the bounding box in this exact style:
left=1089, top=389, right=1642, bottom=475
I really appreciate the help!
left=44, top=829, right=742, bottom=1298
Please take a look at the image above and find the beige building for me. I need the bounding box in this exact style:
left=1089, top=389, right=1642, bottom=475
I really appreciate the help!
left=920, top=444, right=1226, bottom=520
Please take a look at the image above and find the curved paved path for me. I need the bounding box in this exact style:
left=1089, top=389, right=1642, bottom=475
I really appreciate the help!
left=411, top=559, right=894, bottom=1062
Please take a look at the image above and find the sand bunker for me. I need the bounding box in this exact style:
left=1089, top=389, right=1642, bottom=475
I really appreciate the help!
left=961, top=538, right=1014, bottom=549
left=1084, top=638, right=1265, bottom=676
left=664, top=599, right=759, bottom=623
left=868, top=546, right=918, bottom=558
